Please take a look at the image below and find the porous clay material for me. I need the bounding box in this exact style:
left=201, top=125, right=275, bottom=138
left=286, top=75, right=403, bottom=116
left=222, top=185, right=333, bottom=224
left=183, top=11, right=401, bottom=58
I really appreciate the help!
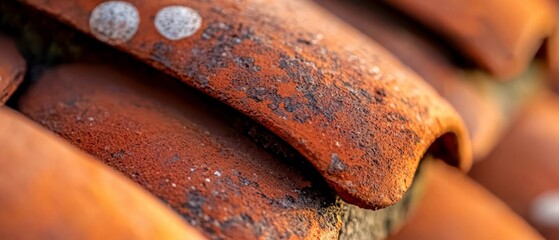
left=19, top=62, right=345, bottom=240
left=20, top=0, right=472, bottom=209
left=313, top=0, right=504, bottom=161
left=21, top=59, right=433, bottom=239
left=0, top=108, right=205, bottom=240
left=0, top=35, right=25, bottom=104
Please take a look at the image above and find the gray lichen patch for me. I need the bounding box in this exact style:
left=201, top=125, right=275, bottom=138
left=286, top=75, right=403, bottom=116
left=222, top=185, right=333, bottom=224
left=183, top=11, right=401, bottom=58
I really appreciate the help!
left=155, top=6, right=202, bottom=41
left=89, top=1, right=140, bottom=44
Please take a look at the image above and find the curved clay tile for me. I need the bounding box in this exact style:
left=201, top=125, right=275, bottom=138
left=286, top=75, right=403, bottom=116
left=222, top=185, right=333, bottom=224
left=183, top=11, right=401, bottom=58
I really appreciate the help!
left=390, top=160, right=543, bottom=240
left=18, top=60, right=428, bottom=239
left=0, top=35, right=25, bottom=104
left=0, top=108, right=205, bottom=240
left=313, top=0, right=504, bottom=161
left=19, top=61, right=343, bottom=239
left=469, top=94, right=559, bottom=239
left=386, top=0, right=556, bottom=79
left=18, top=0, right=471, bottom=209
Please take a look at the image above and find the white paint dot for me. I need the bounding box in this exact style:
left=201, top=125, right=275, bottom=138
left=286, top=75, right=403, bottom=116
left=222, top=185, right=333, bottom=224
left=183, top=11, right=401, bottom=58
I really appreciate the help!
left=155, top=6, right=202, bottom=41
left=89, top=1, right=140, bottom=43
left=531, top=191, right=559, bottom=227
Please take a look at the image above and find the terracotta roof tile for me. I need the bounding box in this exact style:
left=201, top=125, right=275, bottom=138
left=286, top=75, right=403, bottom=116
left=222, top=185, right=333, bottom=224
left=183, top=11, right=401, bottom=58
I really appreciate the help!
left=10, top=0, right=558, bottom=238
left=17, top=0, right=472, bottom=209
left=313, top=0, right=503, bottom=160
left=18, top=61, right=346, bottom=239
left=17, top=59, right=440, bottom=239
left=0, top=108, right=205, bottom=240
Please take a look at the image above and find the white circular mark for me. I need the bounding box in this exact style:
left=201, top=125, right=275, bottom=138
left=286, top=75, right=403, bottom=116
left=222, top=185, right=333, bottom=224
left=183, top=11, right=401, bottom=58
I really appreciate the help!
left=530, top=191, right=559, bottom=227
left=89, top=1, right=140, bottom=43
left=155, top=6, right=202, bottom=41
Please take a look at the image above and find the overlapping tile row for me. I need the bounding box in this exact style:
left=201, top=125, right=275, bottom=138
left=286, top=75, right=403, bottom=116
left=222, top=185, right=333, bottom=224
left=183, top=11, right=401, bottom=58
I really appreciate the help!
left=18, top=55, right=434, bottom=239
left=312, top=0, right=559, bottom=238
left=18, top=0, right=472, bottom=209
left=2, top=0, right=558, bottom=238
left=0, top=108, right=206, bottom=240
left=18, top=60, right=345, bottom=240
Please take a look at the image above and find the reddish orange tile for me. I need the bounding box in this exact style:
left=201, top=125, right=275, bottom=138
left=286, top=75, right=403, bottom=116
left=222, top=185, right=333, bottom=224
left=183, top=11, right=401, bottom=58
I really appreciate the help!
left=18, top=0, right=472, bottom=209
left=18, top=61, right=345, bottom=239
left=313, top=0, right=504, bottom=161
left=0, top=108, right=205, bottom=240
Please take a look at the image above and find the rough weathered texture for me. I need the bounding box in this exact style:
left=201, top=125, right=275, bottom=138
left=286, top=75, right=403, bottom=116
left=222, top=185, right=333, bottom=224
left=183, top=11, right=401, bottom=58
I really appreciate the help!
left=19, top=61, right=433, bottom=239
left=19, top=62, right=345, bottom=240
left=469, top=94, right=559, bottom=239
left=18, top=0, right=472, bottom=209
left=0, top=35, right=25, bottom=104
left=313, top=0, right=504, bottom=160
left=386, top=0, right=556, bottom=79
left=0, top=108, right=205, bottom=240
left=339, top=159, right=427, bottom=240
left=390, top=160, right=544, bottom=240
